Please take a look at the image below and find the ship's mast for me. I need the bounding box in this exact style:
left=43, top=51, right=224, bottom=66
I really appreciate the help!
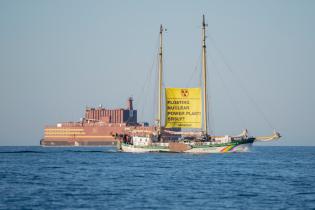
left=202, top=15, right=208, bottom=136
left=158, top=24, right=163, bottom=134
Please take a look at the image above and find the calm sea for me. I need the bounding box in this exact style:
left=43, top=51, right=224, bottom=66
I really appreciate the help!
left=0, top=146, right=314, bottom=210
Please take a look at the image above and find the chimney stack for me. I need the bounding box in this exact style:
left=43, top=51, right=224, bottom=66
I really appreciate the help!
left=127, top=97, right=133, bottom=110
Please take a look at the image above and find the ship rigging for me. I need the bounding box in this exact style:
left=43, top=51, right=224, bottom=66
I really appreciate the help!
left=117, top=15, right=281, bottom=153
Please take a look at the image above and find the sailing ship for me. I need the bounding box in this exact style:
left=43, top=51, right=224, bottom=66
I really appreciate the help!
left=117, top=15, right=281, bottom=153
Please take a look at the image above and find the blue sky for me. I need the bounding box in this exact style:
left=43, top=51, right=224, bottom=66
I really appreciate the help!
left=0, top=0, right=314, bottom=146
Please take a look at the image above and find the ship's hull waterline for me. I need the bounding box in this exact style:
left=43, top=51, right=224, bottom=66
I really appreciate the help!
left=120, top=141, right=253, bottom=154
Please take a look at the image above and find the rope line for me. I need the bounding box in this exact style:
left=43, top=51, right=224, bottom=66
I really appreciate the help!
left=137, top=34, right=160, bottom=123
left=208, top=51, right=246, bottom=127
left=207, top=33, right=275, bottom=130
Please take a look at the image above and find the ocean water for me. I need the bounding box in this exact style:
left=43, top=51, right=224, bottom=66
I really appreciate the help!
left=0, top=146, right=314, bottom=210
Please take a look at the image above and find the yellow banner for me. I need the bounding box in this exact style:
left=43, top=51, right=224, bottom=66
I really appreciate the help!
left=165, top=88, right=202, bottom=128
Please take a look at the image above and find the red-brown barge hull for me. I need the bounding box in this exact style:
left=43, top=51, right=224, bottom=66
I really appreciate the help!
left=41, top=98, right=141, bottom=146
